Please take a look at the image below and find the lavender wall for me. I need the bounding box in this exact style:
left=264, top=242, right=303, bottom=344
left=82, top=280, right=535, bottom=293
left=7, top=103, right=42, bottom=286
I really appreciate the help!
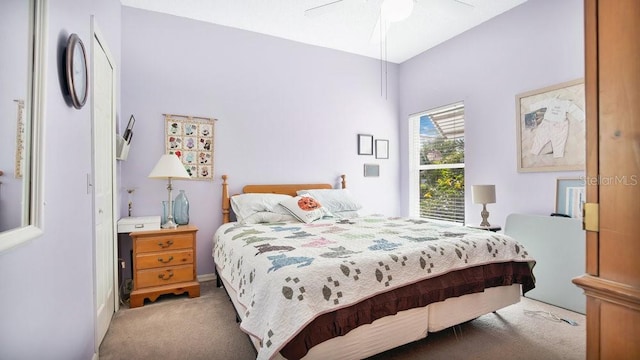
left=398, top=0, right=585, bottom=227
left=0, top=1, right=585, bottom=357
left=0, top=0, right=121, bottom=358
left=120, top=7, right=400, bottom=276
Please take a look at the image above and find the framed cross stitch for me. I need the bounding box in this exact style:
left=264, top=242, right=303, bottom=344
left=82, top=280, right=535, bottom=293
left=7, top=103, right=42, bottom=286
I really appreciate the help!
left=164, top=114, right=216, bottom=181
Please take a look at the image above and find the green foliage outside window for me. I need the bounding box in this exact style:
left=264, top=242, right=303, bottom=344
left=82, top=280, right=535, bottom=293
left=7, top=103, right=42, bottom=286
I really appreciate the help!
left=419, top=138, right=465, bottom=223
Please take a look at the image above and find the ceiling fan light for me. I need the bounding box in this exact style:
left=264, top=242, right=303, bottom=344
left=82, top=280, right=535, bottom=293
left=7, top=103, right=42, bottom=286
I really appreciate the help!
left=381, top=0, right=414, bottom=22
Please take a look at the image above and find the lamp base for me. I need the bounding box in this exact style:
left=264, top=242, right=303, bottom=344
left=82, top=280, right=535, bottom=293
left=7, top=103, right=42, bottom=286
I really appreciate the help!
left=162, top=219, right=178, bottom=229
left=480, top=204, right=491, bottom=227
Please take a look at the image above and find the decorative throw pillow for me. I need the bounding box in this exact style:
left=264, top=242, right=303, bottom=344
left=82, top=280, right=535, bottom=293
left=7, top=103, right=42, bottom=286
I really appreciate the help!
left=296, top=189, right=363, bottom=214
left=279, top=195, right=332, bottom=223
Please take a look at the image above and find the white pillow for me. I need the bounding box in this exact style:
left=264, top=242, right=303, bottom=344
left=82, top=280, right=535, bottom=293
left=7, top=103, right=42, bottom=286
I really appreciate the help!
left=230, top=193, right=293, bottom=222
left=279, top=195, right=332, bottom=223
left=296, top=189, right=362, bottom=213
left=241, top=212, right=298, bottom=224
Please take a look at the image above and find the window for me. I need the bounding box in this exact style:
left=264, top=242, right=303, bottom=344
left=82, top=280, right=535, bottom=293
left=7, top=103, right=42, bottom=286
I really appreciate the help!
left=408, top=102, right=465, bottom=223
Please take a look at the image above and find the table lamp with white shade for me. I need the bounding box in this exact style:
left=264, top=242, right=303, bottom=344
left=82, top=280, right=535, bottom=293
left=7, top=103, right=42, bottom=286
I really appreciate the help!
left=148, top=154, right=191, bottom=229
left=471, top=185, right=496, bottom=227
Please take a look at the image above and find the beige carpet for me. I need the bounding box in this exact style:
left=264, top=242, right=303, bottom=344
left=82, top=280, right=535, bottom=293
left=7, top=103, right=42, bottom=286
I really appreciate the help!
left=99, top=280, right=585, bottom=360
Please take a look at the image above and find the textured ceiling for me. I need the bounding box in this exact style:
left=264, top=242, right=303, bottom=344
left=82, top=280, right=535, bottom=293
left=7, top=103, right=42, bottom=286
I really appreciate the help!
left=121, top=0, right=527, bottom=63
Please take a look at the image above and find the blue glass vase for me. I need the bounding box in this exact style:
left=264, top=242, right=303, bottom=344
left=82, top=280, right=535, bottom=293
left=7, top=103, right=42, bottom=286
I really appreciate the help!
left=173, top=190, right=189, bottom=225
left=161, top=200, right=174, bottom=226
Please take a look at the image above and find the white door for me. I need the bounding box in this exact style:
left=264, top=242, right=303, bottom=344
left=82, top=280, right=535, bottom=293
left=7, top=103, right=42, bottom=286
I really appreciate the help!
left=92, top=20, right=117, bottom=348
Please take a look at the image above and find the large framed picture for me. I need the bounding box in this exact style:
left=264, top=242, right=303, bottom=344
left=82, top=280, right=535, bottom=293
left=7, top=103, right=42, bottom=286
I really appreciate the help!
left=555, top=177, right=585, bottom=219
left=516, top=79, right=585, bottom=172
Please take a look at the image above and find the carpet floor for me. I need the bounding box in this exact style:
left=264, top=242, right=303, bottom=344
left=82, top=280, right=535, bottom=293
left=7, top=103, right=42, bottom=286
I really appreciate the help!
left=99, top=280, right=585, bottom=360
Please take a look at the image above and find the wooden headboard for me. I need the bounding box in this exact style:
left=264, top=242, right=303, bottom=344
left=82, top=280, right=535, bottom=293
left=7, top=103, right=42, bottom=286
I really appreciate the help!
left=221, top=174, right=346, bottom=223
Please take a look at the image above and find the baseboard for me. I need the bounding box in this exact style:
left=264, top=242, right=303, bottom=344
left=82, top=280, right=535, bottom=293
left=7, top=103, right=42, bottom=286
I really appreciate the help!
left=198, top=273, right=216, bottom=282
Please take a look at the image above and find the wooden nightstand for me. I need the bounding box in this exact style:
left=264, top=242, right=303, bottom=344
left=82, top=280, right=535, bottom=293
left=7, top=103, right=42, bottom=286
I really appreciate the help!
left=466, top=225, right=502, bottom=232
left=129, top=225, right=200, bottom=308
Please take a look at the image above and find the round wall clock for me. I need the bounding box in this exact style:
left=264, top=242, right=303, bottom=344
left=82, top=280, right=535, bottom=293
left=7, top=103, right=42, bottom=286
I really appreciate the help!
left=65, top=33, right=88, bottom=109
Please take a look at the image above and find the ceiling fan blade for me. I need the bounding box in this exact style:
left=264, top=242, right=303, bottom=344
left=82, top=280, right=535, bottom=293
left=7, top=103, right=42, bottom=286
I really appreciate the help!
left=369, top=16, right=383, bottom=43
left=304, top=0, right=345, bottom=17
left=452, top=0, right=475, bottom=7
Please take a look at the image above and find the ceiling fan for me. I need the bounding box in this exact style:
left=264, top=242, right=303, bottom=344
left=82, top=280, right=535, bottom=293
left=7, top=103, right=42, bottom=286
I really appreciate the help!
left=305, top=0, right=474, bottom=97
left=305, top=0, right=474, bottom=43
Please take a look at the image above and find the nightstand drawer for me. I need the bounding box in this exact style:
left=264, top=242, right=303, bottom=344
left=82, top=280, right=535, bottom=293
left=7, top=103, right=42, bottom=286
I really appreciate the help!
left=136, top=264, right=194, bottom=288
left=135, top=233, right=193, bottom=253
left=136, top=249, right=193, bottom=270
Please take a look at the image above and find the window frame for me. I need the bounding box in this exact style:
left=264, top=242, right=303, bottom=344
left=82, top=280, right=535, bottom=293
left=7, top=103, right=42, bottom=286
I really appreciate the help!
left=408, top=102, right=465, bottom=223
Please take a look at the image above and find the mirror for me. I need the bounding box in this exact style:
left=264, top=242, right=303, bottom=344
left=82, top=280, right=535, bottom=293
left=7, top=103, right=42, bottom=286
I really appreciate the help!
left=0, top=0, right=45, bottom=253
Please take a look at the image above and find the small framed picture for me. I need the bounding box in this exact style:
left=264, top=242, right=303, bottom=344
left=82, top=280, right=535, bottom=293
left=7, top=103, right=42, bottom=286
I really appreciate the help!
left=364, top=164, right=379, bottom=177
left=358, top=134, right=374, bottom=155
left=555, top=177, right=585, bottom=219
left=375, top=139, right=389, bottom=159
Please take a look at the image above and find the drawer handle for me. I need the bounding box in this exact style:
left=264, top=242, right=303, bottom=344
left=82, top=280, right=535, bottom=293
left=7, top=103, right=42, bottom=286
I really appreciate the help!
left=157, top=240, right=174, bottom=248
left=157, top=256, right=174, bottom=264
left=158, top=270, right=174, bottom=280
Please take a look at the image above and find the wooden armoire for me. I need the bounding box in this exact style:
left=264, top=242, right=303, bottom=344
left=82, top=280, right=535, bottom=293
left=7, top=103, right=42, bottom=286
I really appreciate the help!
left=572, top=0, right=640, bottom=359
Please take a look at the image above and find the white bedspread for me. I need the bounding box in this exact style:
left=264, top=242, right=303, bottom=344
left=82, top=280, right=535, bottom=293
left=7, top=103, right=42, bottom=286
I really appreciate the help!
left=213, top=215, right=534, bottom=360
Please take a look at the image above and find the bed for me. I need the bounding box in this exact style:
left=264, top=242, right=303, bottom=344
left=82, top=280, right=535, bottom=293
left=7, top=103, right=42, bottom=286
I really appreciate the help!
left=212, top=175, right=536, bottom=360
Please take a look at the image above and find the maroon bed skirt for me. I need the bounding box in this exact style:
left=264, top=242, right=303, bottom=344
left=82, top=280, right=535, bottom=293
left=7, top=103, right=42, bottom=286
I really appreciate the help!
left=281, top=261, right=535, bottom=359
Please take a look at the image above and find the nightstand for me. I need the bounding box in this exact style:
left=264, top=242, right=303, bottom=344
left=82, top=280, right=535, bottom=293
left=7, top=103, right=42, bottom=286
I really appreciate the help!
left=129, top=225, right=200, bottom=308
left=466, top=224, right=502, bottom=232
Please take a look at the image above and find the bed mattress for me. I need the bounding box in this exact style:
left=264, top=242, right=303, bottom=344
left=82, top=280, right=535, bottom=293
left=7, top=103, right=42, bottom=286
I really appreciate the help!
left=219, top=271, right=521, bottom=360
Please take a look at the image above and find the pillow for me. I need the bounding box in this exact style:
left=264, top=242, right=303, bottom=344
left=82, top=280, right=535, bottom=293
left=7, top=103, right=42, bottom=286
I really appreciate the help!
left=241, top=212, right=298, bottom=224
left=230, top=193, right=293, bottom=222
left=279, top=195, right=332, bottom=223
left=296, top=189, right=363, bottom=213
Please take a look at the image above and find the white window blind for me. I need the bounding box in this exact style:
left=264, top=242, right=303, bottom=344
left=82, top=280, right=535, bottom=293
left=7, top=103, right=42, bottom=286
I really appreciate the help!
left=408, top=102, right=465, bottom=223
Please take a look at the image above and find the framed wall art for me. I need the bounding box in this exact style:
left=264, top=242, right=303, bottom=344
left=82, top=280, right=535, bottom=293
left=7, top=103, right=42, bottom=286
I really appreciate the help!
left=164, top=113, right=216, bottom=181
left=555, top=177, right=585, bottom=219
left=357, top=134, right=373, bottom=155
left=516, top=79, right=585, bottom=172
left=364, top=164, right=379, bottom=177
left=375, top=139, right=389, bottom=159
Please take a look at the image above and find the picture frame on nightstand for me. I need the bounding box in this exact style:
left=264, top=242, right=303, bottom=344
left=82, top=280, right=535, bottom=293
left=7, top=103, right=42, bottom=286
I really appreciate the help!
left=555, top=177, right=585, bottom=219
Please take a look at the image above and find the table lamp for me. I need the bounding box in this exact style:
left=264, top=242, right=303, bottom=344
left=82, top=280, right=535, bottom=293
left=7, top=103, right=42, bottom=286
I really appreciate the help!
left=148, top=154, right=191, bottom=229
left=471, top=185, right=496, bottom=227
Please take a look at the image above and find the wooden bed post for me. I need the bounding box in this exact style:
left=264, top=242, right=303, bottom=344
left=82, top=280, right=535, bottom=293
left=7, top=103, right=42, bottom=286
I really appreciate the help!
left=340, top=174, right=346, bottom=189
left=222, top=175, right=230, bottom=224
